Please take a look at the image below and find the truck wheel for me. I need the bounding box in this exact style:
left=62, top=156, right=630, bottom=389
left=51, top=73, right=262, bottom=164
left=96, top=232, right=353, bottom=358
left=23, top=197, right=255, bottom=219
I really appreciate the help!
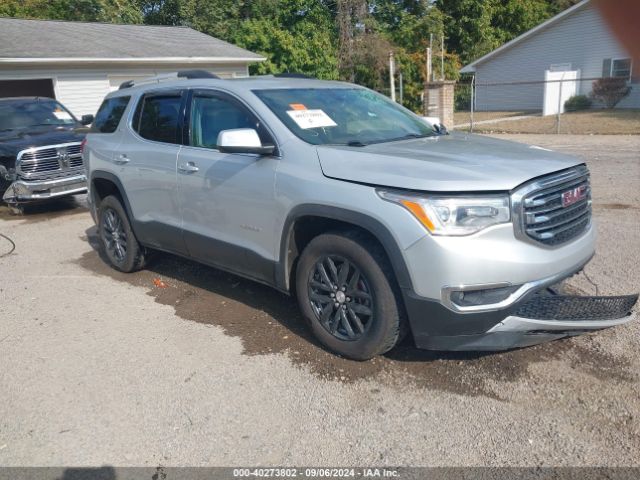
left=7, top=204, right=24, bottom=216
left=97, top=195, right=146, bottom=273
left=295, top=232, right=406, bottom=360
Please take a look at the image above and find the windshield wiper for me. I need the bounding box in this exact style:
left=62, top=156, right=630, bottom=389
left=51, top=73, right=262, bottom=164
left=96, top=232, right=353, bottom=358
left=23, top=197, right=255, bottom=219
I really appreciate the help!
left=346, top=140, right=369, bottom=147
left=380, top=133, right=432, bottom=143
left=341, top=133, right=431, bottom=147
left=348, top=133, right=433, bottom=146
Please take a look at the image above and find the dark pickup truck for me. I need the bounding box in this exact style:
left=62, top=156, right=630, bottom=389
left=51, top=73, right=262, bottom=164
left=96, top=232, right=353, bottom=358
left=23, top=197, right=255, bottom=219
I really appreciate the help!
left=0, top=97, right=93, bottom=212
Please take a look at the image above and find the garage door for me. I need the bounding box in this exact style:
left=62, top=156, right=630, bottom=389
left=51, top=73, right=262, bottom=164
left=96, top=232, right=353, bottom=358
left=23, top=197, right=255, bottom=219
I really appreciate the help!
left=0, top=79, right=55, bottom=99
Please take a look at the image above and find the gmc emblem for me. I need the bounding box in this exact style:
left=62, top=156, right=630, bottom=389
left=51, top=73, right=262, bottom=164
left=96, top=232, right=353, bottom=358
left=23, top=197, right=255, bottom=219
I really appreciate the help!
left=561, top=185, right=588, bottom=207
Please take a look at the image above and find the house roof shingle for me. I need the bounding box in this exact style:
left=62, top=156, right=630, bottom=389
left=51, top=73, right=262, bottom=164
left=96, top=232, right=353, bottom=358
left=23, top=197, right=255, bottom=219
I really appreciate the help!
left=0, top=17, right=264, bottom=62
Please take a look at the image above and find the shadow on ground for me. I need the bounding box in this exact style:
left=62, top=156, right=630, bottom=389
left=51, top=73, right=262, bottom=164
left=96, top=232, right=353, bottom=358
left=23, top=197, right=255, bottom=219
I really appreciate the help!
left=75, top=226, right=635, bottom=399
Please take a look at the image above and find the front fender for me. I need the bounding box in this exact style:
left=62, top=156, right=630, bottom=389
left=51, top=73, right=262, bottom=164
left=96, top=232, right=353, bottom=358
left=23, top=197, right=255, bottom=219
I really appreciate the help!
left=276, top=204, right=414, bottom=293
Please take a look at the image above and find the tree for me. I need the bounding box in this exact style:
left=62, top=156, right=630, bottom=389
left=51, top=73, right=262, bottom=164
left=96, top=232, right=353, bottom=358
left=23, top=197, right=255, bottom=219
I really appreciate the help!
left=547, top=0, right=583, bottom=14
left=370, top=2, right=459, bottom=110
left=137, top=0, right=242, bottom=38
left=232, top=0, right=339, bottom=79
left=435, top=0, right=553, bottom=64
left=0, top=0, right=143, bottom=23
left=135, top=0, right=340, bottom=79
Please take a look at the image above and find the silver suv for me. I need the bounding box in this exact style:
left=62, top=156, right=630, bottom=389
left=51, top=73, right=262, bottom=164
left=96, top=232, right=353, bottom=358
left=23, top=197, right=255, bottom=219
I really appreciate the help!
left=84, top=71, right=637, bottom=360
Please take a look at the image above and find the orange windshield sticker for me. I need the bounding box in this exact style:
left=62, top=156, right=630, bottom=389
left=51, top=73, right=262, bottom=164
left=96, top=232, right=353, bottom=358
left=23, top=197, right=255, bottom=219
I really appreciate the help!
left=289, top=103, right=307, bottom=110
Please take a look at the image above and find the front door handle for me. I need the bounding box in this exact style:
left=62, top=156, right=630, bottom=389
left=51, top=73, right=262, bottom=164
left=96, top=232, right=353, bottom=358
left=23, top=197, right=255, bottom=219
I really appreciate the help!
left=114, top=154, right=129, bottom=165
left=178, top=162, right=199, bottom=173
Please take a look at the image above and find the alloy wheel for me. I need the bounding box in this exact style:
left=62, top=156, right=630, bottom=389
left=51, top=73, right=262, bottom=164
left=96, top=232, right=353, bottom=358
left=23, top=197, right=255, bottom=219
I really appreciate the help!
left=308, top=255, right=374, bottom=341
left=102, top=208, right=127, bottom=263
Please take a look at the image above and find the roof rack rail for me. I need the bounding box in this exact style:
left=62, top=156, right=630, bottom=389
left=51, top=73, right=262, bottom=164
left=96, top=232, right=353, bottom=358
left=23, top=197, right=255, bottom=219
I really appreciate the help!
left=177, top=70, right=220, bottom=79
left=274, top=73, right=313, bottom=79
left=119, top=70, right=221, bottom=90
left=119, top=80, right=135, bottom=90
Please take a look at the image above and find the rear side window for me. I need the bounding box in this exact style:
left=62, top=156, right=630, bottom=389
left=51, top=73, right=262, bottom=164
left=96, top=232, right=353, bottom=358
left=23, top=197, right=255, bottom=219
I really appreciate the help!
left=92, top=96, right=130, bottom=133
left=134, top=93, right=182, bottom=144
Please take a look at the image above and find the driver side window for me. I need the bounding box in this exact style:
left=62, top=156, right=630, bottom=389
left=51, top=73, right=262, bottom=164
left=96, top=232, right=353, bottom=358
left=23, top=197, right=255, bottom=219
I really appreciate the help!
left=189, top=94, right=266, bottom=149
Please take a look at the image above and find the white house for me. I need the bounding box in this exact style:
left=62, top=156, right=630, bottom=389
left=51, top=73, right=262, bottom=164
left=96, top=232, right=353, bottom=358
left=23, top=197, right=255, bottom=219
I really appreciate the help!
left=0, top=18, right=265, bottom=117
left=460, top=0, right=638, bottom=111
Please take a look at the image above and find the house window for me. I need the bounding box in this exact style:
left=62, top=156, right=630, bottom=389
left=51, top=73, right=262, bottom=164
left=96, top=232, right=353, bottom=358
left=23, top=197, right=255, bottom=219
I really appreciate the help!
left=611, top=58, right=632, bottom=79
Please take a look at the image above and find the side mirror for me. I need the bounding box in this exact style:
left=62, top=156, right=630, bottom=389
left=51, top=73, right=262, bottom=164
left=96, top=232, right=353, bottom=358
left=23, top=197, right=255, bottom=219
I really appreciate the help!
left=81, top=114, right=94, bottom=126
left=421, top=117, right=448, bottom=135
left=217, top=128, right=275, bottom=156
left=434, top=123, right=448, bottom=135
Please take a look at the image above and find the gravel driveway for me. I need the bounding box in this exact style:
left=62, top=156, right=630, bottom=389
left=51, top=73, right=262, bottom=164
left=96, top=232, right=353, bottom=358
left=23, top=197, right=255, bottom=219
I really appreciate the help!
left=0, top=134, right=638, bottom=467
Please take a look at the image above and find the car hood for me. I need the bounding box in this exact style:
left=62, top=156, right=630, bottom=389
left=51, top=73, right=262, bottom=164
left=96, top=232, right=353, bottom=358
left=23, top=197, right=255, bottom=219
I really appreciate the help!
left=316, top=133, right=583, bottom=192
left=0, top=126, right=85, bottom=160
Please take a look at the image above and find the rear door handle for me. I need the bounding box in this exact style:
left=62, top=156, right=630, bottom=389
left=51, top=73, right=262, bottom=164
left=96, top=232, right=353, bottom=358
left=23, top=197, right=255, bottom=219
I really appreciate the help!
left=178, top=162, right=199, bottom=173
left=114, top=154, right=129, bottom=165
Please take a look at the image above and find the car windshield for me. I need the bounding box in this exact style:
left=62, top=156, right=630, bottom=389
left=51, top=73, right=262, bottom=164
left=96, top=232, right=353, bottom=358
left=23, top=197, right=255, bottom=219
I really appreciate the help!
left=0, top=99, right=77, bottom=131
left=253, top=87, right=435, bottom=146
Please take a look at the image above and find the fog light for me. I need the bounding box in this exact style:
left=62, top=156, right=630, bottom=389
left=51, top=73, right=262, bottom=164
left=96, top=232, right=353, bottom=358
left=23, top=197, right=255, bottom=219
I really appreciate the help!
left=450, top=285, right=520, bottom=307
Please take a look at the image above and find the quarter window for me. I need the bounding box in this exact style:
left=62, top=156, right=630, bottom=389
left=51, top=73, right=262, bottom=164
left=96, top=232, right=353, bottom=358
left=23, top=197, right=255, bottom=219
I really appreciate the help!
left=135, top=93, right=182, bottom=144
left=189, top=94, right=266, bottom=149
left=92, top=96, right=130, bottom=133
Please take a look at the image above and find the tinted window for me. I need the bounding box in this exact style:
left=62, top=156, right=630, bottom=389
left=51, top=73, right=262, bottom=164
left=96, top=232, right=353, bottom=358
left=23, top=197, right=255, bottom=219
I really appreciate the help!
left=92, top=96, right=130, bottom=133
left=135, top=94, right=182, bottom=144
left=189, top=94, right=266, bottom=149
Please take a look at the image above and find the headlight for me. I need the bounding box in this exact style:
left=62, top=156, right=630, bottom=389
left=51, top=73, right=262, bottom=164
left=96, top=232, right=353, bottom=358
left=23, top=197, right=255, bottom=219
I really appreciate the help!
left=378, top=190, right=511, bottom=236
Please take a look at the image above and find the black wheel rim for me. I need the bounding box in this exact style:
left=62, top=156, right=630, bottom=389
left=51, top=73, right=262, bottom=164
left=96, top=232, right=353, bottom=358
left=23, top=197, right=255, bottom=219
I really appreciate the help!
left=102, top=208, right=127, bottom=263
left=308, top=255, right=374, bottom=341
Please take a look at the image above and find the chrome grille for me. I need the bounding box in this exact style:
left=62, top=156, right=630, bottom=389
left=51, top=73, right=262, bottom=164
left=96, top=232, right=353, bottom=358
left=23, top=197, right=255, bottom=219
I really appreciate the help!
left=513, top=166, right=592, bottom=247
left=17, top=142, right=84, bottom=180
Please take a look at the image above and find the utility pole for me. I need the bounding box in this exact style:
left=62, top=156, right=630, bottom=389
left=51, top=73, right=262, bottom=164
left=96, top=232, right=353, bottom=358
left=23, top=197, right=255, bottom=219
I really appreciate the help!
left=441, top=35, right=445, bottom=80
left=470, top=75, right=475, bottom=133
left=399, top=71, right=403, bottom=105
left=429, top=34, right=434, bottom=82
left=426, top=47, right=432, bottom=84
left=389, top=51, right=396, bottom=102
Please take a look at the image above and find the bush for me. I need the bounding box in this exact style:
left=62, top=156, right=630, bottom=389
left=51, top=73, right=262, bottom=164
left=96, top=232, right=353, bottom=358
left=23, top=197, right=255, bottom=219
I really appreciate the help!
left=564, top=95, right=592, bottom=112
left=590, top=78, right=632, bottom=108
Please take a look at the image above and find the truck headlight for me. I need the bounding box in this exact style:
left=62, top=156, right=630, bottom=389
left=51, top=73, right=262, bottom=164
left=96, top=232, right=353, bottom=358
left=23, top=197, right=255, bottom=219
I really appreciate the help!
left=378, top=190, right=511, bottom=236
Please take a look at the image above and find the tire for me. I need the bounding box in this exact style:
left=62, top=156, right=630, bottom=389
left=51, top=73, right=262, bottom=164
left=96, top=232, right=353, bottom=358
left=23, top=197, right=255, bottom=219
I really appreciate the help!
left=295, top=231, right=406, bottom=360
left=7, top=204, right=24, bottom=216
left=97, top=195, right=146, bottom=273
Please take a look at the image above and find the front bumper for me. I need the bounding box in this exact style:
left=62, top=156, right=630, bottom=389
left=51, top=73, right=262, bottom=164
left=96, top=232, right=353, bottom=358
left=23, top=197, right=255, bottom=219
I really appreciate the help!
left=2, top=174, right=87, bottom=204
left=407, top=289, right=638, bottom=351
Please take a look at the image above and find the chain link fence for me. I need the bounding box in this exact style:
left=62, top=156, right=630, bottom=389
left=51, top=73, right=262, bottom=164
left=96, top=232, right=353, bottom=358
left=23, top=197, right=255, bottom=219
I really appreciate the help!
left=453, top=76, right=639, bottom=135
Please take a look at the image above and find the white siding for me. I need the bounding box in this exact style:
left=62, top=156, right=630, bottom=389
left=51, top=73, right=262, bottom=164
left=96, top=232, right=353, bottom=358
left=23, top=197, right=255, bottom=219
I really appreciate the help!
left=55, top=74, right=110, bottom=117
left=0, top=62, right=252, bottom=116
left=473, top=3, right=639, bottom=110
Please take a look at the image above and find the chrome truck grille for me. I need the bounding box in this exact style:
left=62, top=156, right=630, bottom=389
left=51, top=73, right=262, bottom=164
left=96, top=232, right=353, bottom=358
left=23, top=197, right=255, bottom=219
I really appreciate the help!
left=16, top=142, right=84, bottom=180
left=513, top=166, right=592, bottom=247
